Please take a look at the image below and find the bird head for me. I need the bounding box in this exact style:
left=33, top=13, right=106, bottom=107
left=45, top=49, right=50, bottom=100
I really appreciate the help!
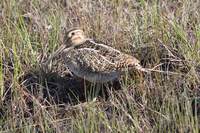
left=64, top=28, right=87, bottom=47
left=45, top=28, right=87, bottom=65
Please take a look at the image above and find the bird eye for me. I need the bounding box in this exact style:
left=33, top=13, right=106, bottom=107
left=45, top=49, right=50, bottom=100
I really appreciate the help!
left=71, top=32, right=75, bottom=36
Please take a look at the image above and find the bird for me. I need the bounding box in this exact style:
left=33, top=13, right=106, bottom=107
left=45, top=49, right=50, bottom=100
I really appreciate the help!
left=45, top=27, right=148, bottom=83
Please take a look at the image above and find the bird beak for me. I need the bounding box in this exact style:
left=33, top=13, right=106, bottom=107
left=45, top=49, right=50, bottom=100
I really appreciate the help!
left=45, top=44, right=66, bottom=65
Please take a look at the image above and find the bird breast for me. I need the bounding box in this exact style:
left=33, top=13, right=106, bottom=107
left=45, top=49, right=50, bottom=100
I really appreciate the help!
left=61, top=50, right=120, bottom=82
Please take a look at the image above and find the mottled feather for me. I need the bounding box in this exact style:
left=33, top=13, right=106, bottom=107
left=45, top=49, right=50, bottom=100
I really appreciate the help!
left=48, top=28, right=144, bottom=82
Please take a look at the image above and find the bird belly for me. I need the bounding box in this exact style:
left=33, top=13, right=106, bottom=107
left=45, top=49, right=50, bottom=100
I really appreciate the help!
left=65, top=61, right=120, bottom=83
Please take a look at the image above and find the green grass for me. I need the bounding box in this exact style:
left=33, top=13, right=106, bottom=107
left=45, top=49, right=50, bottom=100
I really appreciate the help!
left=0, top=0, right=199, bottom=132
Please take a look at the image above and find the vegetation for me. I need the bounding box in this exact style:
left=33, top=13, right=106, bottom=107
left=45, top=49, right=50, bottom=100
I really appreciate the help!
left=0, top=0, right=199, bottom=132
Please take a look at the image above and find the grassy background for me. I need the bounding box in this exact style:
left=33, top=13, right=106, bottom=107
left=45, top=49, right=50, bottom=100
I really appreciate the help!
left=0, top=0, right=200, bottom=132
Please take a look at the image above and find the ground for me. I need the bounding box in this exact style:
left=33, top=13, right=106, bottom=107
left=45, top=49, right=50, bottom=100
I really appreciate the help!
left=0, top=0, right=200, bottom=132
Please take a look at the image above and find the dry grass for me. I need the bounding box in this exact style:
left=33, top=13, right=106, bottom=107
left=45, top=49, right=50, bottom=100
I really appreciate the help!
left=0, top=0, right=200, bottom=132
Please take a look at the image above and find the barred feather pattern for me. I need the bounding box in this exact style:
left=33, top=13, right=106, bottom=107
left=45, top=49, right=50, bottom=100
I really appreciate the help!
left=61, top=39, right=142, bottom=82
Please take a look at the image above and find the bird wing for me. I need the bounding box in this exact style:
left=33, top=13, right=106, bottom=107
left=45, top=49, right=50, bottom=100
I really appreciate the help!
left=68, top=47, right=140, bottom=74
left=77, top=40, right=140, bottom=68
left=76, top=39, right=122, bottom=58
left=69, top=48, right=117, bottom=73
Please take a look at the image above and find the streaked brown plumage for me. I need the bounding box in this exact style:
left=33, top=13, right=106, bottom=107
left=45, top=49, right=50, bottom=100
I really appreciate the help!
left=46, top=28, right=147, bottom=82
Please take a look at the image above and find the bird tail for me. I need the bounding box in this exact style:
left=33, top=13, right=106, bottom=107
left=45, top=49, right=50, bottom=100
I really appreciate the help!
left=135, top=64, right=150, bottom=73
left=135, top=64, right=182, bottom=75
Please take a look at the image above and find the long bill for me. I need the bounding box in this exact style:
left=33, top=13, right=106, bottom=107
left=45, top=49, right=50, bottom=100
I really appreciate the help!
left=45, top=44, right=66, bottom=65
